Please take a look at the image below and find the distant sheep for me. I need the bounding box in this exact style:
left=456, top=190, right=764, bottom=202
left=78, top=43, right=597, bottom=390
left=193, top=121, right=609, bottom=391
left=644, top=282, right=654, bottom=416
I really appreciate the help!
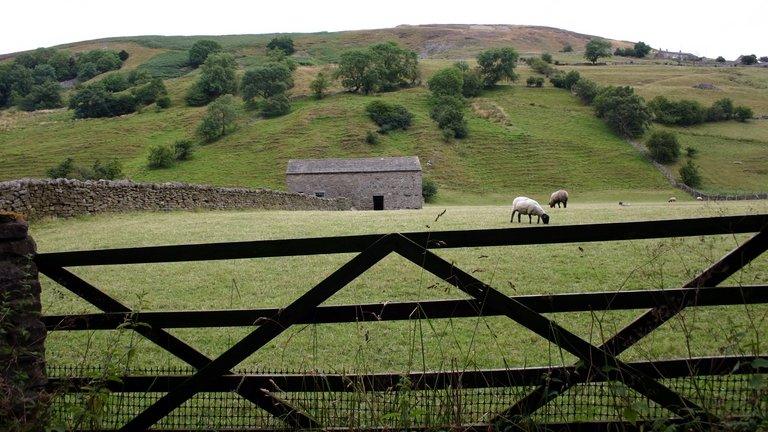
left=696, top=196, right=704, bottom=201
left=619, top=201, right=631, bottom=206
left=549, top=189, right=569, bottom=208
left=668, top=197, right=677, bottom=202
left=511, top=196, right=550, bottom=224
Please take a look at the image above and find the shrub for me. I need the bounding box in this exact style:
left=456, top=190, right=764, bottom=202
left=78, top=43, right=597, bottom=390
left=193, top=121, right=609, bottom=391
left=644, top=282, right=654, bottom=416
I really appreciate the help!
left=241, top=63, right=294, bottom=103
left=734, top=105, right=753, bottom=122
left=460, top=70, right=483, bottom=98
left=310, top=71, right=330, bottom=99
left=266, top=36, right=295, bottom=55
left=428, top=67, right=463, bottom=97
left=17, top=81, right=62, bottom=111
left=185, top=53, right=238, bottom=106
left=541, top=53, right=553, bottom=63
left=685, top=146, right=698, bottom=158
left=46, top=157, right=75, bottom=178
left=430, top=95, right=468, bottom=138
left=585, top=38, right=612, bottom=63
left=648, top=96, right=706, bottom=126
left=476, top=47, right=519, bottom=88
left=716, top=56, right=726, bottom=63
left=740, top=54, right=758, bottom=65
left=147, top=145, right=174, bottom=169
left=261, top=94, right=291, bottom=118
left=91, top=159, right=123, bottom=179
left=127, top=69, right=152, bottom=85
left=528, top=58, right=556, bottom=76
left=679, top=160, right=702, bottom=188
left=706, top=98, right=734, bottom=121
left=131, top=78, right=167, bottom=105
left=526, top=76, right=537, bottom=87
left=189, top=40, right=222, bottom=67
left=77, top=62, right=99, bottom=81
left=68, top=85, right=137, bottom=118
left=118, top=50, right=130, bottom=61
left=365, top=100, right=413, bottom=132
left=646, top=131, right=680, bottom=164
left=550, top=70, right=580, bottom=90
left=592, top=86, right=651, bottom=138
left=571, top=78, right=599, bottom=104
left=365, top=130, right=379, bottom=145
left=561, top=44, right=573, bottom=53
left=32, top=64, right=57, bottom=84
left=173, top=139, right=194, bottom=160
left=101, top=73, right=129, bottom=92
left=196, top=94, right=238, bottom=141
left=156, top=95, right=171, bottom=108
left=75, top=50, right=123, bottom=80
left=422, top=178, right=438, bottom=203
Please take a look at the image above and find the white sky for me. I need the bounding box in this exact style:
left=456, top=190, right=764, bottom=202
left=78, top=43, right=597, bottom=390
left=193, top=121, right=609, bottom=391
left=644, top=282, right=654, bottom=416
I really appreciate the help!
left=1, top=0, right=765, bottom=59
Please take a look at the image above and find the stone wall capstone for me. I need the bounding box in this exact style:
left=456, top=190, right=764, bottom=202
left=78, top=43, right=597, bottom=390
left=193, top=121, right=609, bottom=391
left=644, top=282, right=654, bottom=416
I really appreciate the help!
left=0, top=179, right=352, bottom=220
left=0, top=213, right=48, bottom=431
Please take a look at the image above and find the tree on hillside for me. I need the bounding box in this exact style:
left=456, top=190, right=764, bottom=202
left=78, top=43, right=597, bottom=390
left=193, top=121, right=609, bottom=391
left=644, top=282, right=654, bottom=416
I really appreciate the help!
left=240, top=63, right=294, bottom=103
left=561, top=44, right=573, bottom=53
left=760, top=56, right=768, bottom=63
left=584, top=38, right=612, bottom=64
left=266, top=36, right=296, bottom=55
left=196, top=94, right=238, bottom=142
left=369, top=42, right=420, bottom=91
left=68, top=85, right=137, bottom=118
left=476, top=47, right=519, bottom=88
left=633, top=41, right=652, bottom=58
left=427, top=67, right=463, bottom=97
left=17, top=81, right=62, bottom=111
left=335, top=49, right=379, bottom=94
left=310, top=71, right=331, bottom=99
left=185, top=52, right=238, bottom=106
left=715, top=56, right=726, bottom=62
left=646, top=130, right=680, bottom=163
left=740, top=54, right=758, bottom=65
left=189, top=40, right=222, bottom=67
left=592, top=86, right=651, bottom=138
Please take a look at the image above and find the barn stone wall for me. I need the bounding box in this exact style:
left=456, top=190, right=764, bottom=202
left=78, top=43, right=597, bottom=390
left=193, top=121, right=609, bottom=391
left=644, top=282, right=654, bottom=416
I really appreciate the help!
left=286, top=171, right=422, bottom=210
left=0, top=179, right=352, bottom=220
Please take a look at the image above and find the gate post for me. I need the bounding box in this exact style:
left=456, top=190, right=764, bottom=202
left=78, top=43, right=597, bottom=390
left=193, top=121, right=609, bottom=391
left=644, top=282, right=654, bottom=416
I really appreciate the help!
left=0, top=212, right=48, bottom=432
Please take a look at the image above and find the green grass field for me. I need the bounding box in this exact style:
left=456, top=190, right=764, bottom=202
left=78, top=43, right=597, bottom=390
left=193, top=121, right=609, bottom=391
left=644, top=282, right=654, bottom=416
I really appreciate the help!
left=36, top=201, right=768, bottom=374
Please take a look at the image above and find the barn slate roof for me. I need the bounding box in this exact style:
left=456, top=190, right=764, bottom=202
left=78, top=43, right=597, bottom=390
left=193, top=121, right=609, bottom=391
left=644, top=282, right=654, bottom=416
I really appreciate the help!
left=286, top=156, right=421, bottom=174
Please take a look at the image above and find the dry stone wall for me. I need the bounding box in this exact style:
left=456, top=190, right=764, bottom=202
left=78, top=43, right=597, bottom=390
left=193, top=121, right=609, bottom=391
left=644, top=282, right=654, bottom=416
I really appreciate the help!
left=0, top=179, right=352, bottom=220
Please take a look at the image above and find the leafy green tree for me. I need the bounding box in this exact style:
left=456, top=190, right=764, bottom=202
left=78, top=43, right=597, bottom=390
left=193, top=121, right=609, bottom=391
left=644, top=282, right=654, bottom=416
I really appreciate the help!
left=422, top=178, right=438, bottom=202
left=335, top=49, right=379, bottom=94
left=196, top=94, right=237, bottom=142
left=266, top=36, right=296, bottom=55
left=265, top=48, right=298, bottom=71
left=740, top=54, right=758, bottom=65
left=185, top=52, right=238, bottom=106
left=0, top=64, right=33, bottom=107
left=648, top=96, right=706, bottom=126
left=241, top=63, right=294, bottom=103
left=646, top=131, right=680, bottom=163
left=679, top=160, right=702, bottom=187
left=91, top=159, right=123, bottom=179
left=46, top=157, right=75, bottom=178
left=18, top=81, right=62, bottom=111
left=541, top=52, right=553, bottom=63
left=584, top=38, right=612, bottom=64
left=118, top=50, right=130, bottom=61
left=77, top=62, right=99, bottom=81
left=571, top=78, right=599, bottom=104
left=550, top=70, right=581, bottom=90
left=592, top=86, right=651, bottom=138
left=68, top=85, right=137, bottom=118
left=131, top=78, right=168, bottom=105
left=189, top=40, right=222, bottom=67
left=156, top=95, right=171, bottom=108
left=428, top=67, right=463, bottom=97
left=32, top=64, right=57, bottom=84
left=75, top=50, right=123, bottom=78
left=716, top=56, right=726, bottom=62
left=430, top=95, right=468, bottom=138
left=633, top=41, right=652, bottom=58
left=147, top=145, right=174, bottom=169
left=706, top=98, right=734, bottom=121
left=476, top=47, right=519, bottom=88
left=309, top=71, right=331, bottom=99
left=100, top=73, right=130, bottom=92
left=561, top=44, right=573, bottom=53
left=261, top=94, right=292, bottom=118
left=734, top=105, right=753, bottom=122
left=369, top=42, right=420, bottom=91
left=127, top=69, right=152, bottom=85
left=452, top=61, right=482, bottom=97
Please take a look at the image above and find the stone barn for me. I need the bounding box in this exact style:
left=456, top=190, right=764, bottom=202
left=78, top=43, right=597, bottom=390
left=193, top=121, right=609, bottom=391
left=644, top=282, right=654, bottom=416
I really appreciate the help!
left=286, top=156, right=423, bottom=210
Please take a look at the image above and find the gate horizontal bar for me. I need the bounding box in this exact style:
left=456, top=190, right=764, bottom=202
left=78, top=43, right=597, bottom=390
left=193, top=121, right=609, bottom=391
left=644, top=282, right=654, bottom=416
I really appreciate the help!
left=44, top=285, right=768, bottom=330
left=48, top=355, right=765, bottom=393
left=35, top=214, right=768, bottom=267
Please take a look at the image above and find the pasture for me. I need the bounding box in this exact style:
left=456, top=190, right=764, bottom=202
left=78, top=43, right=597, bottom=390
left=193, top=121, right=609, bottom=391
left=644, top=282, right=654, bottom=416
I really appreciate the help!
left=37, top=200, right=768, bottom=375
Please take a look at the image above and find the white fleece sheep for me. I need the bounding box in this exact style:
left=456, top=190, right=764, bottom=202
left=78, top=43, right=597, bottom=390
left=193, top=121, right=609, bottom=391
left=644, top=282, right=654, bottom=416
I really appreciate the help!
left=510, top=197, right=550, bottom=224
left=549, top=189, right=569, bottom=208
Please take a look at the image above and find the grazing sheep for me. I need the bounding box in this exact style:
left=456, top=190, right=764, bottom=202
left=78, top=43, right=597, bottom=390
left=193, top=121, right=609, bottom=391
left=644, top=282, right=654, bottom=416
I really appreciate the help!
left=511, top=197, right=550, bottom=224
left=696, top=196, right=703, bottom=201
left=619, top=201, right=631, bottom=206
left=668, top=197, right=677, bottom=202
left=549, top=189, right=569, bottom=208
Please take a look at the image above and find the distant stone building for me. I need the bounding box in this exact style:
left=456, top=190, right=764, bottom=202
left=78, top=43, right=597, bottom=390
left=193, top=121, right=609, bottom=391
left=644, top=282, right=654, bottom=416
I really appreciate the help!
left=286, top=156, right=423, bottom=210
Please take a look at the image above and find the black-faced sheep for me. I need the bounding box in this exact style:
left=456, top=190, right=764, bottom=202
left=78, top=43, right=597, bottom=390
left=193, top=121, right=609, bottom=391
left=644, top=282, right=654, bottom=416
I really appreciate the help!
left=549, top=189, right=569, bottom=208
left=511, top=197, right=550, bottom=224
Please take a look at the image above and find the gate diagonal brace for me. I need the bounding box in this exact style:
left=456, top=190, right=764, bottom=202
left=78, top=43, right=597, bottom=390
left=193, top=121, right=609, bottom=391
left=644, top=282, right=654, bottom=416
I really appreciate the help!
left=391, top=234, right=718, bottom=424
left=37, top=264, right=319, bottom=429
left=494, top=228, right=768, bottom=423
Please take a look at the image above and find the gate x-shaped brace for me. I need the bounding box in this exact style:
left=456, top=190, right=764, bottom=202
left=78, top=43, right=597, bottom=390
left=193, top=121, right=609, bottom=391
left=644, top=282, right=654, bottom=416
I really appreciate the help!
left=40, top=228, right=768, bottom=430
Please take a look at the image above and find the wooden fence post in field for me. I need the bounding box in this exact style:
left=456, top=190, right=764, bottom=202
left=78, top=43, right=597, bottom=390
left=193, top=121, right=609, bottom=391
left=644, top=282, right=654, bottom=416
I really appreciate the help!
left=0, top=212, right=48, bottom=432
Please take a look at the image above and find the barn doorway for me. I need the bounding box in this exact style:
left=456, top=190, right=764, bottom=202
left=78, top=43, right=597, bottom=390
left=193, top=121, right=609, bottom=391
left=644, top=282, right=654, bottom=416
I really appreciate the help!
left=373, top=195, right=384, bottom=210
